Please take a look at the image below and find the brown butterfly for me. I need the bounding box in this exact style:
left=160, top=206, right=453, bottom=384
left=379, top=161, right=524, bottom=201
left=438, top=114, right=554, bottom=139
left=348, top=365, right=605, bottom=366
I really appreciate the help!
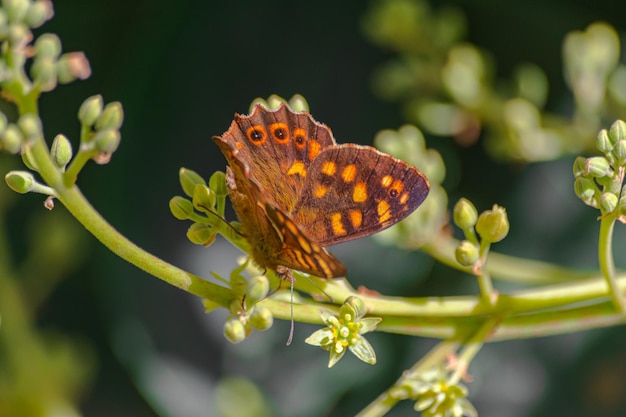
left=213, top=103, right=430, bottom=279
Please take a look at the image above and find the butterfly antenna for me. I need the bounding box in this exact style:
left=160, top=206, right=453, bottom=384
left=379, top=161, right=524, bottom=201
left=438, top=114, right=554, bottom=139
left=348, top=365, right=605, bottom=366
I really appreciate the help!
left=286, top=276, right=295, bottom=346
left=197, top=203, right=246, bottom=238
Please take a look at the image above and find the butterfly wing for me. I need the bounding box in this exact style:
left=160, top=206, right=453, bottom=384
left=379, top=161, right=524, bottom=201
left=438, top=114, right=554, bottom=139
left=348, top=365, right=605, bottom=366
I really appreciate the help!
left=263, top=203, right=347, bottom=278
left=214, top=103, right=337, bottom=214
left=213, top=106, right=347, bottom=278
left=292, top=144, right=430, bottom=246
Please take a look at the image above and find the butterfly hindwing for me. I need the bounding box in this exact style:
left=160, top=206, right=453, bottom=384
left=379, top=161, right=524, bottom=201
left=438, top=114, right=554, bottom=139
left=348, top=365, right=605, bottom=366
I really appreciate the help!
left=293, top=144, right=430, bottom=246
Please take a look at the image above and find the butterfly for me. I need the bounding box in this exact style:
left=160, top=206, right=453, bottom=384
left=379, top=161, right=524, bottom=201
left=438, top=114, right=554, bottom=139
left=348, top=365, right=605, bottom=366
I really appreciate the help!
left=213, top=103, right=430, bottom=279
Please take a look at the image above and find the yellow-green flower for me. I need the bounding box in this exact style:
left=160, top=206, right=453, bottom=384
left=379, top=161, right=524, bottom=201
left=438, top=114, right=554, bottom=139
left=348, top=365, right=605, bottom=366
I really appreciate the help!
left=305, top=297, right=381, bottom=368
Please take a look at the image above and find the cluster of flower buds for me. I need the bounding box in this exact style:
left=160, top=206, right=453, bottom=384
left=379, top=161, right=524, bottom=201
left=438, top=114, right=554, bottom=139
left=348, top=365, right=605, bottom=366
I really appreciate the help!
left=222, top=267, right=274, bottom=344
left=77, top=95, right=123, bottom=164
left=170, top=167, right=274, bottom=343
left=574, top=120, right=626, bottom=216
left=170, top=168, right=233, bottom=247
left=453, top=198, right=509, bottom=267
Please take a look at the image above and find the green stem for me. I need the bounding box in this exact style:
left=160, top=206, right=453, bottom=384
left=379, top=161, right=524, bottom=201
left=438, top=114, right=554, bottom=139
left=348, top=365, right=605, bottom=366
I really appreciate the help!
left=27, top=128, right=232, bottom=307
left=475, top=241, right=495, bottom=305
left=356, top=340, right=460, bottom=417
left=598, top=215, right=625, bottom=312
left=423, top=233, right=596, bottom=284
left=448, top=317, right=499, bottom=385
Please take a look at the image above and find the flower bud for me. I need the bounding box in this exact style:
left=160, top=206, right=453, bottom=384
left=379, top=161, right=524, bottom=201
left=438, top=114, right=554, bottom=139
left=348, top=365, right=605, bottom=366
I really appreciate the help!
left=585, top=156, right=612, bottom=178
left=574, top=177, right=597, bottom=204
left=289, top=94, right=309, bottom=112
left=475, top=204, right=509, bottom=243
left=245, top=275, right=270, bottom=304
left=0, top=124, right=22, bottom=154
left=453, top=198, right=478, bottom=229
left=455, top=240, right=479, bottom=266
left=57, top=52, right=91, bottom=83
left=223, top=318, right=247, bottom=344
left=21, top=146, right=37, bottom=170
left=344, top=296, right=366, bottom=319
left=609, top=119, right=626, bottom=143
left=186, top=222, right=216, bottom=246
left=179, top=167, right=206, bottom=197
left=93, top=129, right=120, bottom=154
left=192, top=184, right=217, bottom=212
left=596, top=128, right=613, bottom=154
left=17, top=114, right=42, bottom=141
left=614, top=140, right=626, bottom=165
left=78, top=95, right=103, bottom=127
left=169, top=196, right=194, bottom=220
left=50, top=134, right=72, bottom=168
left=34, top=33, right=61, bottom=58
left=249, top=306, right=273, bottom=331
left=9, top=23, right=29, bottom=46
left=4, top=0, right=29, bottom=23
left=572, top=156, right=587, bottom=178
left=31, top=56, right=57, bottom=92
left=5, top=170, right=35, bottom=194
left=95, top=101, right=123, bottom=131
left=600, top=192, right=618, bottom=213
left=24, top=0, right=53, bottom=28
left=209, top=171, right=228, bottom=196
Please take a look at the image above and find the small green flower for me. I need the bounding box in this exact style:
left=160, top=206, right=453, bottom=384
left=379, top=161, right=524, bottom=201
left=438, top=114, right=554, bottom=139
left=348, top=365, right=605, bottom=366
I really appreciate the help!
left=305, top=298, right=381, bottom=368
left=395, top=366, right=477, bottom=417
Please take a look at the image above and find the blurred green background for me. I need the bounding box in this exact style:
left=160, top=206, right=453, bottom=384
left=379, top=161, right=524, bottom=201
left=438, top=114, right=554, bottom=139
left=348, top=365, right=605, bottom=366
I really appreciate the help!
left=3, top=0, right=626, bottom=416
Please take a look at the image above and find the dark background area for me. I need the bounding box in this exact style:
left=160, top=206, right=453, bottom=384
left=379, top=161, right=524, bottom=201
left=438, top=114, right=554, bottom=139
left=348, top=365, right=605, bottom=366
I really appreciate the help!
left=4, top=0, right=626, bottom=416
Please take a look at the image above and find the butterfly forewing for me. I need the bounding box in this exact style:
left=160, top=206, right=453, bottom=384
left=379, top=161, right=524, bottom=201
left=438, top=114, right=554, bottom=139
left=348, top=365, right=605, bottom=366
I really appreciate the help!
left=293, top=144, right=430, bottom=246
left=217, top=104, right=337, bottom=213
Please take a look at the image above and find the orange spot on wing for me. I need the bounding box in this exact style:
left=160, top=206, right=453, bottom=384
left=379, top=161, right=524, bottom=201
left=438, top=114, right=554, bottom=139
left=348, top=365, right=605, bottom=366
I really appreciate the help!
left=246, top=125, right=267, bottom=145
left=342, top=164, right=357, bottom=183
left=270, top=122, right=290, bottom=144
left=349, top=209, right=363, bottom=228
left=330, top=212, right=347, bottom=236
left=287, top=160, right=307, bottom=177
left=314, top=184, right=328, bottom=198
left=293, top=128, right=307, bottom=150
left=308, top=140, right=321, bottom=160
left=381, top=175, right=393, bottom=187
left=391, top=179, right=404, bottom=195
left=321, top=161, right=336, bottom=176
left=400, top=192, right=410, bottom=205
left=353, top=182, right=368, bottom=203
left=377, top=200, right=391, bottom=223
